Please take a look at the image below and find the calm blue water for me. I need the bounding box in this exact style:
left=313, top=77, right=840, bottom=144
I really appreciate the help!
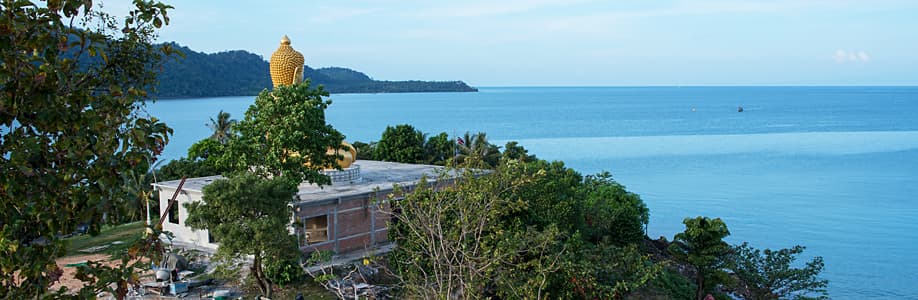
left=146, top=87, right=918, bottom=299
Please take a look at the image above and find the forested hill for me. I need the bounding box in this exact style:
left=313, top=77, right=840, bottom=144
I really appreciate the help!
left=154, top=44, right=477, bottom=98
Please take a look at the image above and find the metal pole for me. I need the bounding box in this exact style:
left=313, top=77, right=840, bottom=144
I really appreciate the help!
left=157, top=176, right=187, bottom=228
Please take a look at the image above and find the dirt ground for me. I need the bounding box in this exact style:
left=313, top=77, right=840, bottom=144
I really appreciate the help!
left=51, top=254, right=118, bottom=291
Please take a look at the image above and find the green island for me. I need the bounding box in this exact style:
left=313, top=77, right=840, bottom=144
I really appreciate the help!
left=155, top=44, right=477, bottom=99
left=1, top=1, right=826, bottom=299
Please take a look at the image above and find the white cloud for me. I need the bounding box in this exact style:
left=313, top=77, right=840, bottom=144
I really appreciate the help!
left=833, top=50, right=847, bottom=62
left=833, top=49, right=871, bottom=63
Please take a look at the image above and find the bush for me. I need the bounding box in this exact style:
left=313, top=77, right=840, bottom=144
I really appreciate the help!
left=265, top=258, right=305, bottom=287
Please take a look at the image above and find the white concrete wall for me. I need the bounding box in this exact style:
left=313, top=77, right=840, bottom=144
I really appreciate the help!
left=157, top=187, right=219, bottom=250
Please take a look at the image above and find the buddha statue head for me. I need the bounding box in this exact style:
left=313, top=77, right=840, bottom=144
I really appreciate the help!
left=268, top=35, right=358, bottom=171
left=269, top=35, right=305, bottom=87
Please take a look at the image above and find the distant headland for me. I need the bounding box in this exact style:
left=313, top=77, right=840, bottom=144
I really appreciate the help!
left=154, top=43, right=477, bottom=99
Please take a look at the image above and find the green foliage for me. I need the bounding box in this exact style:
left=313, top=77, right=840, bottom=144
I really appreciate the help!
left=375, top=124, right=426, bottom=164
left=156, top=137, right=232, bottom=181
left=183, top=172, right=299, bottom=298
left=502, top=141, right=537, bottom=162
left=188, top=138, right=226, bottom=162
left=424, top=132, right=457, bottom=165
left=351, top=141, right=378, bottom=160
left=264, top=258, right=305, bottom=288
left=207, top=110, right=236, bottom=143
left=0, top=0, right=174, bottom=297
left=362, top=127, right=532, bottom=169
left=507, top=159, right=583, bottom=234
left=635, top=268, right=698, bottom=300
left=222, top=81, right=344, bottom=185
left=156, top=157, right=222, bottom=181
left=357, top=128, right=459, bottom=166
left=669, top=217, right=733, bottom=300
left=555, top=241, right=662, bottom=299
left=388, top=161, right=560, bottom=298
left=582, top=172, right=649, bottom=246
left=389, top=159, right=659, bottom=299
left=208, top=252, right=246, bottom=284
left=730, top=243, right=828, bottom=300
left=456, top=131, right=501, bottom=168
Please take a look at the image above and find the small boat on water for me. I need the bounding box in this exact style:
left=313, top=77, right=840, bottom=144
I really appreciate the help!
left=738, top=106, right=744, bottom=112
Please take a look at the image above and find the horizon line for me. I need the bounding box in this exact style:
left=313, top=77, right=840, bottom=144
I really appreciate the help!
left=472, top=84, right=918, bottom=88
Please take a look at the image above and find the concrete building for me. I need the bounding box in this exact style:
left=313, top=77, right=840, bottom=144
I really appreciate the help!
left=153, top=160, right=445, bottom=253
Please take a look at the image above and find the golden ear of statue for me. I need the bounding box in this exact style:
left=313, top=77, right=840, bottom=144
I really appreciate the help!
left=269, top=35, right=305, bottom=87
left=294, top=66, right=304, bottom=85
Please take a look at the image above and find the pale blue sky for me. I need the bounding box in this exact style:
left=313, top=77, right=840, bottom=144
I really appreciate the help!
left=109, top=0, right=917, bottom=86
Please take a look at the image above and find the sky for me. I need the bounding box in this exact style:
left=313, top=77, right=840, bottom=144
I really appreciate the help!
left=106, top=0, right=918, bottom=86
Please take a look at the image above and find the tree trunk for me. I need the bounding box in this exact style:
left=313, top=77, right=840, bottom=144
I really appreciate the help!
left=696, top=271, right=705, bottom=300
left=253, top=253, right=272, bottom=298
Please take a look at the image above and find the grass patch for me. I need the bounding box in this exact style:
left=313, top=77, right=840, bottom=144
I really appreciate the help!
left=64, top=221, right=146, bottom=257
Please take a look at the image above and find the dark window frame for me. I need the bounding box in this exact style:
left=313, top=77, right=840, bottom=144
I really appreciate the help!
left=303, top=214, right=329, bottom=244
left=168, top=201, right=179, bottom=224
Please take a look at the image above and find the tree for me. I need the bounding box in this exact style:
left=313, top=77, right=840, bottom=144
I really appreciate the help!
left=507, top=159, right=584, bottom=234
left=457, top=131, right=501, bottom=168
left=0, top=0, right=174, bottom=297
left=351, top=140, right=378, bottom=160
left=730, top=243, right=828, bottom=300
left=375, top=124, right=426, bottom=164
left=555, top=241, right=661, bottom=299
left=424, top=132, right=456, bottom=165
left=669, top=217, right=733, bottom=300
left=221, top=81, right=344, bottom=185
left=184, top=173, right=299, bottom=298
left=502, top=141, right=536, bottom=162
left=156, top=139, right=230, bottom=182
left=581, top=172, right=649, bottom=246
left=121, top=160, right=165, bottom=225
left=183, top=81, right=343, bottom=297
left=387, top=159, right=660, bottom=299
left=207, top=110, right=236, bottom=144
left=387, top=160, right=564, bottom=299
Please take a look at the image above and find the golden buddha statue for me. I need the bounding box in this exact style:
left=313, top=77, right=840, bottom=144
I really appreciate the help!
left=269, top=35, right=305, bottom=87
left=269, top=35, right=357, bottom=170
left=327, top=142, right=358, bottom=169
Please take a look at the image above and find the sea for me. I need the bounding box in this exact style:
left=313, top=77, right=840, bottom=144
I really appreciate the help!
left=147, top=86, right=918, bottom=299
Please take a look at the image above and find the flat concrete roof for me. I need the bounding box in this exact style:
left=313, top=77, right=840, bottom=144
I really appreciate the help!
left=152, top=160, right=448, bottom=204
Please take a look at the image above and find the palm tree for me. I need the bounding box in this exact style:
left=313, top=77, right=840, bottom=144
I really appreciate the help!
left=120, top=159, right=164, bottom=225
left=207, top=110, right=236, bottom=144
left=457, top=131, right=501, bottom=167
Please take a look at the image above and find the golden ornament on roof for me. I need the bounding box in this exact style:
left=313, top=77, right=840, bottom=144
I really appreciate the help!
left=328, top=141, right=358, bottom=169
left=269, top=35, right=305, bottom=88
left=291, top=141, right=358, bottom=169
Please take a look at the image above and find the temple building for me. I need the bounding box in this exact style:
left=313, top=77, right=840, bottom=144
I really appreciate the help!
left=153, top=36, right=444, bottom=254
